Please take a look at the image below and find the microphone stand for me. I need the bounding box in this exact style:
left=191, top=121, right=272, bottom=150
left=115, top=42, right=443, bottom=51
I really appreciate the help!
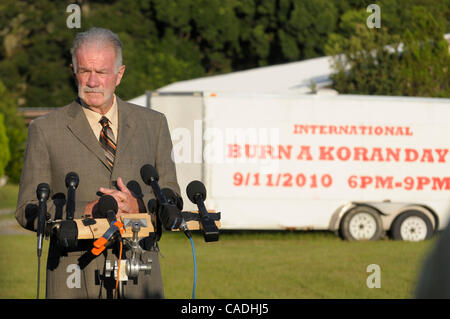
left=65, top=172, right=79, bottom=220
left=36, top=183, right=50, bottom=299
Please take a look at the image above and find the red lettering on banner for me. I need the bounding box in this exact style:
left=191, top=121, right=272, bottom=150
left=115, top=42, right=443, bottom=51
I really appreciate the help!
left=293, top=124, right=415, bottom=136
left=386, top=148, right=401, bottom=162
left=337, top=147, right=351, bottom=161
left=296, top=145, right=313, bottom=160
left=360, top=126, right=368, bottom=135
left=319, top=146, right=334, bottom=160
left=279, top=145, right=293, bottom=160
left=229, top=144, right=449, bottom=163
left=259, top=145, right=272, bottom=159
left=436, top=149, right=449, bottom=163
left=354, top=147, right=369, bottom=161
left=347, top=175, right=450, bottom=191
left=369, top=148, right=384, bottom=162
left=228, top=144, right=240, bottom=158
left=385, top=126, right=394, bottom=135
left=432, top=177, right=450, bottom=190
left=233, top=172, right=449, bottom=191
left=228, top=144, right=293, bottom=160
left=420, top=149, right=434, bottom=163
left=416, top=176, right=431, bottom=190
left=245, top=145, right=257, bottom=158
left=405, top=149, right=419, bottom=162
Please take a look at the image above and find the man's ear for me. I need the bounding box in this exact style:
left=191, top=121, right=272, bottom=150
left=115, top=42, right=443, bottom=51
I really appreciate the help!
left=115, top=65, right=126, bottom=86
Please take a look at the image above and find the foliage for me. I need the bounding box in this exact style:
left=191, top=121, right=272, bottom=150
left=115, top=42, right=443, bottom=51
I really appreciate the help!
left=0, top=0, right=359, bottom=108
left=0, top=113, right=10, bottom=179
left=399, top=6, right=450, bottom=97
left=0, top=0, right=448, bottom=108
left=0, top=80, right=27, bottom=183
left=326, top=2, right=450, bottom=97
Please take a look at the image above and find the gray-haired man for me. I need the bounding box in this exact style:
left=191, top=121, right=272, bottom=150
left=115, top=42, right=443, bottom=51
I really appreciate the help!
left=15, top=27, right=180, bottom=298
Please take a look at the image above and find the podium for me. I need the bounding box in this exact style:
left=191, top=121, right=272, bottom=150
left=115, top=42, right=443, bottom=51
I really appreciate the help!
left=72, top=211, right=221, bottom=239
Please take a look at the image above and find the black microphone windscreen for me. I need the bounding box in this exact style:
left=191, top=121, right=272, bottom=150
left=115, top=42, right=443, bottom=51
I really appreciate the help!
left=127, top=180, right=143, bottom=198
left=65, top=172, right=79, bottom=189
left=98, top=195, right=118, bottom=216
left=36, top=183, right=50, bottom=200
left=186, top=180, right=206, bottom=204
left=162, top=188, right=184, bottom=210
left=162, top=188, right=177, bottom=205
left=52, top=192, right=66, bottom=201
left=140, top=164, right=159, bottom=184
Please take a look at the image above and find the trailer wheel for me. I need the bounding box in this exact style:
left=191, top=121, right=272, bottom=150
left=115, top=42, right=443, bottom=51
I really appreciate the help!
left=390, top=210, right=433, bottom=241
left=340, top=206, right=382, bottom=241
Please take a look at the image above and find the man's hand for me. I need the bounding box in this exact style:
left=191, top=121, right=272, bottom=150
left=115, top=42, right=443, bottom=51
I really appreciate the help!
left=99, top=177, right=140, bottom=217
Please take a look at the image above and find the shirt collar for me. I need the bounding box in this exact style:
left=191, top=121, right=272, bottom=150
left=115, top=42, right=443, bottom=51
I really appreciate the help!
left=81, top=94, right=118, bottom=127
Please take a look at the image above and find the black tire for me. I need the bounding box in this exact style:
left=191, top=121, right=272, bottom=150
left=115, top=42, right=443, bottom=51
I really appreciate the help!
left=340, top=206, right=383, bottom=241
left=390, top=210, right=433, bottom=241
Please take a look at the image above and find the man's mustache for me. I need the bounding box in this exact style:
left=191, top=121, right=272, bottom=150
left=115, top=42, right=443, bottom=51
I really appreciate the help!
left=82, top=87, right=104, bottom=93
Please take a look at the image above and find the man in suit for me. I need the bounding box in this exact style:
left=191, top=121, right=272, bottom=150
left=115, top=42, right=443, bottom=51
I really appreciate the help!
left=15, top=27, right=180, bottom=298
left=415, top=220, right=450, bottom=298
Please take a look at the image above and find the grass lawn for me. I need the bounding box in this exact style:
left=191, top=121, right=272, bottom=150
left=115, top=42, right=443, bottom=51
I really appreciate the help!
left=0, top=230, right=435, bottom=299
left=0, top=183, right=18, bottom=210
left=0, top=183, right=437, bottom=299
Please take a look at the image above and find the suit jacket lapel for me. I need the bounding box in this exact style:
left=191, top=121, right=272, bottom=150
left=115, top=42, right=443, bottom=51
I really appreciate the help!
left=66, top=100, right=110, bottom=170
left=113, top=97, right=138, bottom=171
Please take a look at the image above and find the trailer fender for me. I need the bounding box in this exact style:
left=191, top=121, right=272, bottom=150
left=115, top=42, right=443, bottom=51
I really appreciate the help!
left=390, top=205, right=438, bottom=234
left=328, top=202, right=385, bottom=234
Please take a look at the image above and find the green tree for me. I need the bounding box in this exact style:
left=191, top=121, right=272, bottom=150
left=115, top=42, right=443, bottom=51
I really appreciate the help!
left=0, top=113, right=10, bottom=179
left=326, top=5, right=450, bottom=97
left=0, top=79, right=27, bottom=183
left=0, top=0, right=76, bottom=108
left=398, top=6, right=450, bottom=97
left=0, top=0, right=347, bottom=105
left=1, top=0, right=448, bottom=109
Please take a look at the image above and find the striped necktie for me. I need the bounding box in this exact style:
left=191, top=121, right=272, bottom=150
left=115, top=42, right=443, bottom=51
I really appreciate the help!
left=99, top=116, right=116, bottom=169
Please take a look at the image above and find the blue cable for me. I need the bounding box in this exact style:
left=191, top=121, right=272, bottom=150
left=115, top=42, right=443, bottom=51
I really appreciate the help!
left=189, top=236, right=197, bottom=299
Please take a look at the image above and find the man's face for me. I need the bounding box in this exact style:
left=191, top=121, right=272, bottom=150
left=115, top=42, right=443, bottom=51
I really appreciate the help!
left=74, top=43, right=125, bottom=113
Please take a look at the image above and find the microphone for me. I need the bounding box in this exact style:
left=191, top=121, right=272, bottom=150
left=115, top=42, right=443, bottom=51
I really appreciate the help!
left=65, top=172, right=79, bottom=220
left=52, top=192, right=66, bottom=220
left=91, top=195, right=123, bottom=256
left=140, top=164, right=167, bottom=205
left=35, top=183, right=50, bottom=300
left=97, top=195, right=119, bottom=223
left=55, top=172, right=79, bottom=249
left=127, top=180, right=143, bottom=199
left=186, top=180, right=219, bottom=242
left=36, top=183, right=50, bottom=257
left=127, top=180, right=147, bottom=213
left=140, top=164, right=190, bottom=237
left=147, top=198, right=157, bottom=214
left=162, top=187, right=184, bottom=211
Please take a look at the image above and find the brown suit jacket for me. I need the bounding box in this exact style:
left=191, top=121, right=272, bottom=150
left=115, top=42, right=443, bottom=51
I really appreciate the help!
left=15, top=97, right=180, bottom=299
left=16, top=96, right=180, bottom=228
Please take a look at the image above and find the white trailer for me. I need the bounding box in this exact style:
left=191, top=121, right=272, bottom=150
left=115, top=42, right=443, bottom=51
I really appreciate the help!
left=147, top=92, right=450, bottom=241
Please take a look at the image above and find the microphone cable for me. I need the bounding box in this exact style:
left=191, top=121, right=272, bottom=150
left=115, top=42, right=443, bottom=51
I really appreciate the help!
left=114, top=238, right=123, bottom=299
left=177, top=220, right=197, bottom=299
left=36, top=254, right=41, bottom=299
left=188, top=236, right=197, bottom=299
